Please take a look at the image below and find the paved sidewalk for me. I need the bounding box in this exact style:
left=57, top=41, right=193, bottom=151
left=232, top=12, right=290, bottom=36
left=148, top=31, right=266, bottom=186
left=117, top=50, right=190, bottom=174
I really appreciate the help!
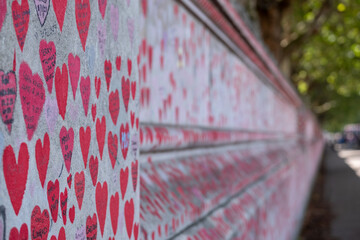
left=324, top=147, right=360, bottom=239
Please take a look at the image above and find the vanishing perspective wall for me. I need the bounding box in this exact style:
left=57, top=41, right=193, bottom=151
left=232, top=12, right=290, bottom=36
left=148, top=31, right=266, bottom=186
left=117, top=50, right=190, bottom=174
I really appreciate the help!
left=0, top=0, right=139, bottom=239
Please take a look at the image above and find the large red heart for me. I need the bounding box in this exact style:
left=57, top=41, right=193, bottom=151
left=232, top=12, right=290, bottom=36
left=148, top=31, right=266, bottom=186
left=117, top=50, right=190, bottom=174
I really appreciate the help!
left=60, top=188, right=68, bottom=225
left=80, top=126, right=91, bottom=168
left=86, top=214, right=97, bottom=240
left=104, top=60, right=112, bottom=91
left=110, top=192, right=119, bottom=235
left=39, top=40, right=56, bottom=93
left=120, top=123, right=130, bottom=160
left=121, top=77, right=130, bottom=112
left=12, top=0, right=30, bottom=51
left=131, top=81, right=136, bottom=100
left=52, top=0, right=67, bottom=31
left=96, top=181, right=108, bottom=237
left=0, top=70, right=17, bottom=133
left=96, top=116, right=106, bottom=159
left=94, top=76, right=101, bottom=99
left=127, top=58, right=132, bottom=76
left=91, top=104, right=97, bottom=122
left=98, top=0, right=107, bottom=19
left=55, top=64, right=69, bottom=120
left=109, top=90, right=120, bottom=125
left=69, top=205, right=75, bottom=224
left=116, top=56, right=121, bottom=71
left=31, top=206, right=50, bottom=240
left=47, top=180, right=59, bottom=223
left=131, top=160, right=138, bottom=192
left=9, top=223, right=28, bottom=240
left=35, top=133, right=50, bottom=188
left=89, top=155, right=98, bottom=186
left=19, top=62, right=45, bottom=140
left=108, top=132, right=118, bottom=169
left=75, top=0, right=91, bottom=51
left=3, top=143, right=29, bottom=215
left=50, top=227, right=66, bottom=240
left=120, top=167, right=128, bottom=200
left=59, top=127, right=74, bottom=173
left=74, top=171, right=85, bottom=210
left=124, top=198, right=134, bottom=239
left=80, top=76, right=91, bottom=116
left=68, top=53, right=80, bottom=100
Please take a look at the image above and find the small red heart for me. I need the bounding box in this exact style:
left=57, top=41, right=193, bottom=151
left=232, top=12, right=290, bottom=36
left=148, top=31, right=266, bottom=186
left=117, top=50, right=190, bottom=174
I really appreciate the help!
left=74, top=171, right=85, bottom=210
left=67, top=174, right=72, bottom=189
left=116, top=56, right=121, bottom=71
left=39, top=40, right=56, bottom=93
left=50, top=227, right=66, bottom=240
left=131, top=81, right=136, bottom=100
left=52, top=0, right=67, bottom=31
left=104, top=60, right=112, bottom=91
left=98, top=0, right=107, bottom=19
left=120, top=167, right=128, bottom=200
left=35, top=133, right=50, bottom=188
left=0, top=70, right=16, bottom=133
left=3, top=143, right=29, bottom=215
left=12, top=0, right=30, bottom=51
left=86, top=214, right=97, bottom=239
left=75, top=0, right=91, bottom=51
left=91, top=104, right=97, bottom=122
left=59, top=127, right=74, bottom=173
left=47, top=179, right=60, bottom=223
left=68, top=53, right=81, bottom=100
left=131, top=160, right=138, bottom=192
left=134, top=223, right=139, bottom=240
left=31, top=206, right=50, bottom=240
left=121, top=77, right=130, bottom=112
left=130, top=111, right=135, bottom=128
left=96, top=116, right=106, bottom=159
left=120, top=123, right=130, bottom=160
left=55, top=64, right=69, bottom=120
left=136, top=118, right=139, bottom=130
left=109, top=90, right=120, bottom=125
left=96, top=182, right=108, bottom=237
left=124, top=198, right=134, bottom=239
left=94, top=76, right=101, bottom=99
left=141, top=0, right=147, bottom=17
left=69, top=205, right=75, bottom=224
left=148, top=46, right=153, bottom=70
left=127, top=58, right=132, bottom=76
left=108, top=132, right=118, bottom=169
left=9, top=223, right=28, bottom=240
left=60, top=188, right=68, bottom=225
left=80, top=76, right=91, bottom=116
left=89, top=155, right=99, bottom=186
left=110, top=192, right=119, bottom=235
left=79, top=126, right=91, bottom=168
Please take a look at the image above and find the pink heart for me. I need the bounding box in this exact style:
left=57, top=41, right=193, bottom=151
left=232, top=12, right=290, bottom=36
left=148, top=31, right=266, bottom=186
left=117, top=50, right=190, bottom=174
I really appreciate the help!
left=98, top=22, right=106, bottom=58
left=127, top=17, right=134, bottom=44
left=34, top=0, right=50, bottom=26
left=44, top=97, right=58, bottom=135
left=59, top=127, right=74, bottom=173
left=110, top=5, right=119, bottom=41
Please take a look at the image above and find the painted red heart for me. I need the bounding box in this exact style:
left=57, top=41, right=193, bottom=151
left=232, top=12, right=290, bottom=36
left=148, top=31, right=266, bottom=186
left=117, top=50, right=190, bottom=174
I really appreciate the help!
left=69, top=205, right=75, bottom=224
left=109, top=90, right=120, bottom=125
left=80, top=76, right=91, bottom=116
left=130, top=111, right=135, bottom=128
left=131, top=160, right=138, bottom=192
left=74, top=171, right=85, bottom=210
left=19, top=62, right=46, bottom=140
left=104, top=60, right=112, bottom=91
left=94, top=76, right=101, bottom=99
left=120, top=123, right=130, bottom=160
left=0, top=70, right=16, bottom=133
left=55, top=63, right=69, bottom=120
left=9, top=223, right=28, bottom=240
left=50, top=227, right=65, bottom=240
left=67, top=174, right=72, bottom=189
left=134, top=223, right=139, bottom=240
left=0, top=0, right=6, bottom=32
left=39, top=40, right=56, bottom=94
left=86, top=214, right=97, bottom=240
left=116, top=56, right=121, bottom=71
left=96, top=181, right=108, bottom=237
left=136, top=118, right=139, bottom=130
left=108, top=132, right=118, bottom=169
left=68, top=53, right=80, bottom=100
left=141, top=0, right=147, bottom=17
left=110, top=192, right=119, bottom=235
left=52, top=0, right=67, bottom=31
left=12, top=0, right=30, bottom=51
left=75, top=0, right=91, bottom=51
left=131, top=81, right=136, bottom=100
left=35, top=133, right=50, bottom=188
left=127, top=58, right=132, bottom=76
left=31, top=205, right=50, bottom=240
left=96, top=116, right=106, bottom=159
left=47, top=179, right=59, bottom=223
left=124, top=198, right=134, bottom=239
left=89, top=155, right=98, bottom=186
left=3, top=143, right=29, bottom=215
left=91, top=104, right=97, bottom=122
left=121, top=77, right=130, bottom=112
left=59, top=127, right=74, bottom=173
left=148, top=46, right=153, bottom=70
left=60, top=188, right=68, bottom=225
left=120, top=167, right=128, bottom=200
left=98, top=0, right=107, bottom=19
left=80, top=126, right=91, bottom=168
